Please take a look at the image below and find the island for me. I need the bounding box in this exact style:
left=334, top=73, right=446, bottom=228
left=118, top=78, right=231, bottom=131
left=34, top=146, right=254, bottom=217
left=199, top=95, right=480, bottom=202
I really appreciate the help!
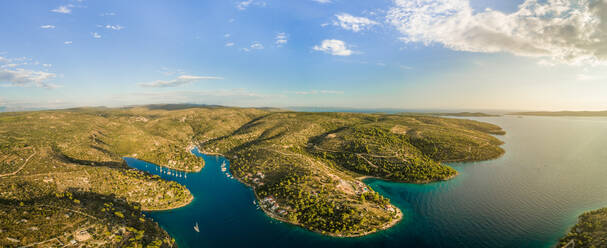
left=0, top=105, right=505, bottom=246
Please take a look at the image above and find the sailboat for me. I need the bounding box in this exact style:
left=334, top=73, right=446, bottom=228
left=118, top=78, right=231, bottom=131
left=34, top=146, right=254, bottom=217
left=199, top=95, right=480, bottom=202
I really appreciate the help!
left=193, top=222, right=200, bottom=233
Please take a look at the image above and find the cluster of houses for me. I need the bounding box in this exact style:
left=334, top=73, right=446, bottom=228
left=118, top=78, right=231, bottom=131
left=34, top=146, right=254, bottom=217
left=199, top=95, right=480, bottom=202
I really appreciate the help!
left=354, top=181, right=370, bottom=195
left=260, top=196, right=288, bottom=216
left=245, top=172, right=266, bottom=187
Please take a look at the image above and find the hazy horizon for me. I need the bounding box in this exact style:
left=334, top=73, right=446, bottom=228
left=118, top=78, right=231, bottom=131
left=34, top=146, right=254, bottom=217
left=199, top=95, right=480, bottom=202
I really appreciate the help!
left=2, top=0, right=607, bottom=112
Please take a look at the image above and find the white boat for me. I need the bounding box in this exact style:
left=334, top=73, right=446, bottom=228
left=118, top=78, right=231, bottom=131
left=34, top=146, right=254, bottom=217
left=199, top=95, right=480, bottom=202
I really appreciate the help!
left=194, top=222, right=200, bottom=232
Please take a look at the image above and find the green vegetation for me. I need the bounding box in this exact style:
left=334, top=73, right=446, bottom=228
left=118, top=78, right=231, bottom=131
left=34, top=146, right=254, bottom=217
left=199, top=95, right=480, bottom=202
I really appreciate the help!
left=0, top=191, right=174, bottom=247
left=559, top=208, right=607, bottom=248
left=512, top=111, right=607, bottom=117
left=200, top=111, right=505, bottom=236
left=0, top=105, right=505, bottom=242
left=0, top=105, right=266, bottom=246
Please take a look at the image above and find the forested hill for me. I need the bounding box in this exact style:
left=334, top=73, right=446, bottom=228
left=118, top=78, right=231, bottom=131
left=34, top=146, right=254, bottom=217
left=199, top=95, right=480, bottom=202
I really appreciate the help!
left=0, top=105, right=505, bottom=245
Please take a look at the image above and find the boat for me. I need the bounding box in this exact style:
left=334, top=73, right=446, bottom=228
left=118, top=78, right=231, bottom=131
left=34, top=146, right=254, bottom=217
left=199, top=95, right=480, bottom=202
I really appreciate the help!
left=194, top=222, right=199, bottom=232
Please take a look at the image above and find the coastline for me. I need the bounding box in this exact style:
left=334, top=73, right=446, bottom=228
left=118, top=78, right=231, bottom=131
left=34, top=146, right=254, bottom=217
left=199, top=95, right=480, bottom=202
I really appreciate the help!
left=356, top=171, right=459, bottom=184
left=252, top=189, right=404, bottom=238
left=142, top=192, right=194, bottom=212
left=214, top=151, right=405, bottom=238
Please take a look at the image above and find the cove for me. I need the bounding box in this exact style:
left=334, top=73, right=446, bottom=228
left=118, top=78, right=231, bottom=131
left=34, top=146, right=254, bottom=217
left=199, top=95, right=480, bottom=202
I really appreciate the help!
left=125, top=116, right=607, bottom=248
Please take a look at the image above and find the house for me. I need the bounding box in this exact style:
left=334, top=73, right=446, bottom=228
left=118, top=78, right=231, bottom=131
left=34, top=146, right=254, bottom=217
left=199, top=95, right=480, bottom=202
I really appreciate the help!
left=270, top=203, right=279, bottom=211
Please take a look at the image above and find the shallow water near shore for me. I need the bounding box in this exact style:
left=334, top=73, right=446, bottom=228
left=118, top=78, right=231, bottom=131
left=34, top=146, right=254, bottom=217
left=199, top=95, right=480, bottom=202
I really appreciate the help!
left=125, top=116, right=607, bottom=248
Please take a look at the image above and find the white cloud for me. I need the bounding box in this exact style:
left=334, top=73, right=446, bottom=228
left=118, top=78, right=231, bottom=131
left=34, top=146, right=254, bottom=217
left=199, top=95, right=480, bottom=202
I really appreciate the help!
left=313, top=0, right=332, bottom=3
left=224, top=33, right=231, bottom=38
left=387, top=0, right=607, bottom=65
left=333, top=13, right=379, bottom=32
left=0, top=68, right=58, bottom=88
left=275, top=32, right=288, bottom=46
left=43, top=64, right=52, bottom=68
left=100, top=12, right=116, bottom=16
left=313, top=39, right=354, bottom=56
left=104, top=25, right=124, bottom=31
left=0, top=56, right=59, bottom=89
left=91, top=32, right=101, bottom=39
left=64, top=41, right=73, bottom=45
left=51, top=5, right=73, bottom=14
left=226, top=42, right=235, bottom=47
left=250, top=42, right=264, bottom=50
left=40, top=25, right=56, bottom=29
left=138, top=75, right=223, bottom=88
left=236, top=0, right=266, bottom=10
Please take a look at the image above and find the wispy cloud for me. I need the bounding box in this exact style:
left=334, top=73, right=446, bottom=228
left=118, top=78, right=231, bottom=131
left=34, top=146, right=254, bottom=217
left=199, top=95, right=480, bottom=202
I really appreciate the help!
left=313, top=39, right=354, bottom=56
left=138, top=75, right=223, bottom=88
left=275, top=32, right=288, bottom=47
left=333, top=13, right=378, bottom=32
left=91, top=32, right=101, bottom=39
left=100, top=12, right=116, bottom=16
left=40, top=25, right=56, bottom=29
left=387, top=0, right=607, bottom=65
left=0, top=66, right=59, bottom=89
left=225, top=42, right=235, bottom=47
left=0, top=56, right=59, bottom=89
left=236, top=0, right=266, bottom=10
left=104, top=25, right=124, bottom=31
left=51, top=5, right=73, bottom=14
left=312, top=0, right=332, bottom=3
left=250, top=41, right=264, bottom=50
left=64, top=41, right=73, bottom=45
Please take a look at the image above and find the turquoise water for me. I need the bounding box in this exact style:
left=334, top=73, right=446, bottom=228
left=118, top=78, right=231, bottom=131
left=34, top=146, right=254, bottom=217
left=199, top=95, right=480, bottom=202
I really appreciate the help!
left=125, top=116, right=607, bottom=248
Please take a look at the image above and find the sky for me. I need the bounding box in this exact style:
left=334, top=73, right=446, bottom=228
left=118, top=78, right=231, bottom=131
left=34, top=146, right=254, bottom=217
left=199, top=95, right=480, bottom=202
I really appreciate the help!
left=1, top=0, right=606, bottom=112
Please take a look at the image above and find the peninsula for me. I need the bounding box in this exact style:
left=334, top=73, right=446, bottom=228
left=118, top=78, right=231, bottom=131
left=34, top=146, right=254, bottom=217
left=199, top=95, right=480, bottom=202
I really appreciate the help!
left=0, top=105, right=505, bottom=246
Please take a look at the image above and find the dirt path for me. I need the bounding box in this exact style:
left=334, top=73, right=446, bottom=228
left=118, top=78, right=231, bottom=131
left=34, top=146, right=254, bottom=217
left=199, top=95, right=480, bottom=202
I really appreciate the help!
left=0, top=148, right=36, bottom=178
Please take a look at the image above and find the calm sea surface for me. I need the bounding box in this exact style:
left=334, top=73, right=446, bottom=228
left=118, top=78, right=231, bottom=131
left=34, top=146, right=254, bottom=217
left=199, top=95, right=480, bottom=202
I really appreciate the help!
left=125, top=116, right=607, bottom=248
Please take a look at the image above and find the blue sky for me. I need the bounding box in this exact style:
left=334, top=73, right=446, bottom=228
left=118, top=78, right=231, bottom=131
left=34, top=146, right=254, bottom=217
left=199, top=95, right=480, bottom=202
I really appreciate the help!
left=1, top=0, right=606, bottom=112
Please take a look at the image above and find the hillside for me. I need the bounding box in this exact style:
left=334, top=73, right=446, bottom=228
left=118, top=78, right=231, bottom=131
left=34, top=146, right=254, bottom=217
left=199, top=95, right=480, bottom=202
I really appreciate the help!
left=0, top=106, right=267, bottom=247
left=199, top=112, right=505, bottom=236
left=0, top=106, right=505, bottom=244
left=559, top=208, right=607, bottom=248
